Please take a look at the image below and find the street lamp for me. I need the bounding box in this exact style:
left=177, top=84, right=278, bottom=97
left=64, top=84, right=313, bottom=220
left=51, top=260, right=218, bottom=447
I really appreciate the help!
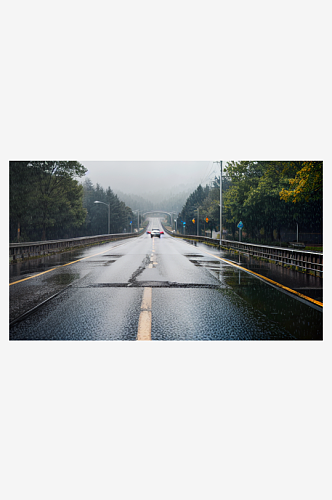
left=94, top=201, right=110, bottom=234
left=133, top=209, right=139, bottom=232
left=169, top=212, right=175, bottom=231
left=171, top=212, right=177, bottom=229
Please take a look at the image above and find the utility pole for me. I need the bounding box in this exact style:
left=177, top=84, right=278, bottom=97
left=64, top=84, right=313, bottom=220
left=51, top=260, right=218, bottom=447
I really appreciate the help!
left=197, top=207, right=199, bottom=236
left=213, top=161, right=223, bottom=246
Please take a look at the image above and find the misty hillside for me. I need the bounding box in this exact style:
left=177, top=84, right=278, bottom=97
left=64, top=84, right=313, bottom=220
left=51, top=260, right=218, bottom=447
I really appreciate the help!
left=115, top=185, right=194, bottom=215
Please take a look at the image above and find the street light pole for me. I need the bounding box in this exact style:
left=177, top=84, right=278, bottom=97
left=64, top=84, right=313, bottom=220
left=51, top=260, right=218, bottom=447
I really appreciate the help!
left=171, top=212, right=176, bottom=230
left=133, top=209, right=139, bottom=232
left=94, top=201, right=110, bottom=234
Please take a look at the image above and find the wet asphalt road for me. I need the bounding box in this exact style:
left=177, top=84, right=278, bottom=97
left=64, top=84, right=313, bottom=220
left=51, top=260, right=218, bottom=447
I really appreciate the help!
left=9, top=219, right=323, bottom=340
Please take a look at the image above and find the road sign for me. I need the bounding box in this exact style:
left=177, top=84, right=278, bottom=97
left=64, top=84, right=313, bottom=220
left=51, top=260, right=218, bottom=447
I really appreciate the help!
left=237, top=221, right=243, bottom=229
left=205, top=217, right=209, bottom=223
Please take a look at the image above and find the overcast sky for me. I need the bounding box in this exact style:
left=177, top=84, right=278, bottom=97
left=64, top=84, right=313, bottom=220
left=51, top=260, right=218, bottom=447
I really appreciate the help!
left=80, top=161, right=220, bottom=195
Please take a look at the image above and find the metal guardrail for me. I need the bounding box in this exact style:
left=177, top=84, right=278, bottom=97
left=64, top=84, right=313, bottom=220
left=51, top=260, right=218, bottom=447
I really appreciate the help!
left=9, top=229, right=145, bottom=262
left=162, top=225, right=323, bottom=276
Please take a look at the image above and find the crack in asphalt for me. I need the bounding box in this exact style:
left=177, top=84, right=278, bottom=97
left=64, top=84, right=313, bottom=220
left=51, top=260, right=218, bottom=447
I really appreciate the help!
left=85, top=282, right=226, bottom=289
left=127, top=254, right=152, bottom=286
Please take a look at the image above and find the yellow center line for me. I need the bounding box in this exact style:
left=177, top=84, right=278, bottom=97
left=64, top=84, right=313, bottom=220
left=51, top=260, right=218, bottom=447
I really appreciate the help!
left=9, top=243, right=125, bottom=286
left=202, top=249, right=323, bottom=308
left=9, top=267, right=59, bottom=285
left=137, top=287, right=152, bottom=341
left=137, top=242, right=156, bottom=340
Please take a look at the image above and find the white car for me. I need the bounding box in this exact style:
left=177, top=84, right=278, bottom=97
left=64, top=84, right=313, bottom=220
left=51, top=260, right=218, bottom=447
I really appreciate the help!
left=150, top=228, right=164, bottom=238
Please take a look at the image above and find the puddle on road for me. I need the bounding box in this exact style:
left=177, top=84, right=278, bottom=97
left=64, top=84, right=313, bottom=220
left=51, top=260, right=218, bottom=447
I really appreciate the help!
left=45, top=273, right=80, bottom=285
left=83, top=260, right=117, bottom=265
left=10, top=250, right=124, bottom=281
left=102, top=254, right=124, bottom=258
left=184, top=254, right=204, bottom=258
left=189, top=259, right=223, bottom=268
left=184, top=252, right=322, bottom=339
left=10, top=249, right=85, bottom=280
left=219, top=268, right=322, bottom=339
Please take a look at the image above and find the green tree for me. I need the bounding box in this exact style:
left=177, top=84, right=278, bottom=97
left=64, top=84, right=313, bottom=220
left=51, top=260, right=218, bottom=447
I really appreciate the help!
left=178, top=161, right=322, bottom=244
left=10, top=161, right=38, bottom=241
left=177, top=184, right=210, bottom=234
left=223, top=161, right=264, bottom=238
left=31, top=161, right=87, bottom=240
left=9, top=161, right=87, bottom=241
left=242, top=163, right=295, bottom=240
left=81, top=180, right=134, bottom=236
left=280, top=161, right=322, bottom=203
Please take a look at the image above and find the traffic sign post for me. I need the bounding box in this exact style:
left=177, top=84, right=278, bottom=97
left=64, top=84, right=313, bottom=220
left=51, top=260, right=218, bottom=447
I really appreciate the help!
left=237, top=221, right=243, bottom=243
left=237, top=221, right=244, bottom=261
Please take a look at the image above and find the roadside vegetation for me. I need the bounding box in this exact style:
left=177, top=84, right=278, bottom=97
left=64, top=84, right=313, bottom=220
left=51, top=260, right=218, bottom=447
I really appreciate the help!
left=177, top=161, right=322, bottom=247
left=9, top=161, right=323, bottom=247
left=9, top=162, right=136, bottom=242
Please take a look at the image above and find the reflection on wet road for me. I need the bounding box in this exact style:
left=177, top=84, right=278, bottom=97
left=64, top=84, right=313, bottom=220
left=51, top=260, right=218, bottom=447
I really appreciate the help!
left=9, top=219, right=323, bottom=340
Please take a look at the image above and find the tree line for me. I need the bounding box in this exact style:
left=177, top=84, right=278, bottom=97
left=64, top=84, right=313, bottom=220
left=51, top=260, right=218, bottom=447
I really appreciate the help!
left=177, top=161, right=322, bottom=244
left=9, top=162, right=137, bottom=242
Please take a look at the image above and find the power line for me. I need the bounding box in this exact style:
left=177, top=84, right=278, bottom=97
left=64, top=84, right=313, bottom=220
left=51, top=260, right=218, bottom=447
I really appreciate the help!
left=199, top=161, right=212, bottom=185
left=200, top=161, right=218, bottom=186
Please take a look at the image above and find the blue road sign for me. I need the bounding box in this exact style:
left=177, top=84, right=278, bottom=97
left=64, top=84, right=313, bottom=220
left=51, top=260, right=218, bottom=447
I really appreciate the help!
left=237, top=221, right=243, bottom=229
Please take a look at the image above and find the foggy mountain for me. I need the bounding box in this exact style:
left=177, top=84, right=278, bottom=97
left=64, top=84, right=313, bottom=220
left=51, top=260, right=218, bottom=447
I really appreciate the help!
left=115, top=184, right=195, bottom=215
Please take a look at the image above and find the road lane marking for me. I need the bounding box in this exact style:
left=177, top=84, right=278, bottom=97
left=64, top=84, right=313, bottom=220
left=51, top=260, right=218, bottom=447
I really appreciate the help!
left=9, top=267, right=59, bottom=285
left=201, top=249, right=323, bottom=308
left=137, top=287, right=152, bottom=341
left=140, top=286, right=152, bottom=310
left=9, top=242, right=127, bottom=286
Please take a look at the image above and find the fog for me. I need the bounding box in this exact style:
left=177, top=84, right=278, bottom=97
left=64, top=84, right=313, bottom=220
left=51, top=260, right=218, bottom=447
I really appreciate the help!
left=80, top=161, right=218, bottom=196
